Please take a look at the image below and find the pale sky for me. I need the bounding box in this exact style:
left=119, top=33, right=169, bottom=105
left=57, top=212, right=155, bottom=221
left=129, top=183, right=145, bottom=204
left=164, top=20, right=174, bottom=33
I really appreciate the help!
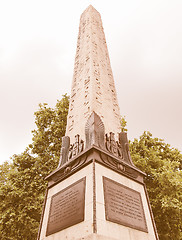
left=0, top=0, right=182, bottom=164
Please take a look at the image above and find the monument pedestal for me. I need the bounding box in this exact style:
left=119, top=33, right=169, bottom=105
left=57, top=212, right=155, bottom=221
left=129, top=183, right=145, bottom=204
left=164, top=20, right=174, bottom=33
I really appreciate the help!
left=37, top=146, right=158, bottom=240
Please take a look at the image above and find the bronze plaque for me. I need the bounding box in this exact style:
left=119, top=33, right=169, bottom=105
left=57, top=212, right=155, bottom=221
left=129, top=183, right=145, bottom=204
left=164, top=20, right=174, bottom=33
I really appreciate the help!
left=46, top=177, right=86, bottom=236
left=103, top=177, right=148, bottom=232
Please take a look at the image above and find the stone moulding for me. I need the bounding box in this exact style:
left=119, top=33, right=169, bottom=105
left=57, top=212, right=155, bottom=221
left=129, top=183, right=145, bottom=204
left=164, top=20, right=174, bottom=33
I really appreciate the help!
left=46, top=145, right=145, bottom=188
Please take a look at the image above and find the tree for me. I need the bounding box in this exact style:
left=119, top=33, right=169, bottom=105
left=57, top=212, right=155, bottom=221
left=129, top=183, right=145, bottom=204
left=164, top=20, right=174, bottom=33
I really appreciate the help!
left=30, top=93, right=69, bottom=167
left=130, top=131, right=182, bottom=240
left=0, top=94, right=69, bottom=240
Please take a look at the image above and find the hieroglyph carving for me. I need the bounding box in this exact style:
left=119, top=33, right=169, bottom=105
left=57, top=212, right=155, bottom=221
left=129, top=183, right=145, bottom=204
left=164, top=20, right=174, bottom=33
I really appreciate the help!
left=104, top=132, right=135, bottom=166
left=58, top=135, right=84, bottom=168
left=68, top=135, right=84, bottom=159
left=105, top=132, right=122, bottom=158
left=65, top=6, right=121, bottom=142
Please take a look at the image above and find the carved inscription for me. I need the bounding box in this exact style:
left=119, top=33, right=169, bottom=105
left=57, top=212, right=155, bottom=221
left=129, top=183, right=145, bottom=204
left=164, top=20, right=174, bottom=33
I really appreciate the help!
left=65, top=6, right=122, bottom=140
left=46, top=177, right=86, bottom=236
left=105, top=132, right=122, bottom=158
left=68, top=134, right=84, bottom=160
left=103, top=177, right=148, bottom=232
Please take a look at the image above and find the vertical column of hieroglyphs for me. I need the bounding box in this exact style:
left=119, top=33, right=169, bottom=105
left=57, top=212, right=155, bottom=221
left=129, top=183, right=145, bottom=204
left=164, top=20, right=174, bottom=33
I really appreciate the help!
left=66, top=5, right=121, bottom=143
left=89, top=7, right=121, bottom=137
left=66, top=6, right=92, bottom=142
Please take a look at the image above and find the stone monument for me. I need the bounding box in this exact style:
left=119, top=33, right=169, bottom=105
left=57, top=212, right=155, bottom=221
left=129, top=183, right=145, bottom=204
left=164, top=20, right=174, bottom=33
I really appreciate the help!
left=37, top=5, right=159, bottom=240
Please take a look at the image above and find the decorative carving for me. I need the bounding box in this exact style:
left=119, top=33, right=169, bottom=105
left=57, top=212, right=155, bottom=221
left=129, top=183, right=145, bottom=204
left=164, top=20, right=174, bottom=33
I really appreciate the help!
left=58, top=136, right=70, bottom=168
left=125, top=166, right=139, bottom=178
left=105, top=132, right=123, bottom=158
left=85, top=111, right=105, bottom=149
left=66, top=6, right=122, bottom=140
left=117, top=163, right=125, bottom=171
left=100, top=152, right=138, bottom=179
left=64, top=166, right=71, bottom=174
left=57, top=135, right=84, bottom=168
left=104, top=131, right=135, bottom=166
left=118, top=132, right=135, bottom=166
left=68, top=134, right=84, bottom=160
left=100, top=152, right=118, bottom=169
left=52, top=153, right=88, bottom=184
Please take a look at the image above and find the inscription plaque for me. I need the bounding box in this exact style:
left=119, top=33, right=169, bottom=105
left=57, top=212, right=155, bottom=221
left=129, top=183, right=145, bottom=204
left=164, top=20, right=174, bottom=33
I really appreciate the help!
left=103, top=177, right=148, bottom=232
left=46, top=177, right=86, bottom=236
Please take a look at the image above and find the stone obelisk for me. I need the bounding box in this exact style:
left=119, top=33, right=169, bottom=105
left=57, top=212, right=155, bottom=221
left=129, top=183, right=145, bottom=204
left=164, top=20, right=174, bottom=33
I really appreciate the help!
left=66, top=5, right=121, bottom=143
left=37, top=5, right=158, bottom=240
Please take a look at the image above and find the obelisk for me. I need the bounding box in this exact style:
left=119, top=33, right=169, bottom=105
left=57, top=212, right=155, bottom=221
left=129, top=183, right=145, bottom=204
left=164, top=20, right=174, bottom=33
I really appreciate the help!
left=37, top=6, right=159, bottom=240
left=66, top=5, right=121, bottom=143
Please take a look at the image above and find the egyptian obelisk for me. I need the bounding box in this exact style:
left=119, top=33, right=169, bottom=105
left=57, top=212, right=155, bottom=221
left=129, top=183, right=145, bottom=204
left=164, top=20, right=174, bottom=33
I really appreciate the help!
left=37, top=6, right=159, bottom=240
left=66, top=5, right=121, bottom=143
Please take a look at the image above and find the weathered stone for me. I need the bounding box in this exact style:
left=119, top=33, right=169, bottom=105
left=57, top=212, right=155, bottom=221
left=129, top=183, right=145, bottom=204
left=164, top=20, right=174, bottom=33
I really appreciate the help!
left=58, top=136, right=70, bottom=167
left=105, top=132, right=123, bottom=158
left=68, top=134, right=84, bottom=160
left=66, top=5, right=121, bottom=143
left=118, top=132, right=135, bottom=166
left=85, top=111, right=105, bottom=149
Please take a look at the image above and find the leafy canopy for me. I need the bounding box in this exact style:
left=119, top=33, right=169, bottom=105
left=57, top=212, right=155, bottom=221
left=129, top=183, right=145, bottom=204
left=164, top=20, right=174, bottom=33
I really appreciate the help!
left=0, top=94, right=69, bottom=240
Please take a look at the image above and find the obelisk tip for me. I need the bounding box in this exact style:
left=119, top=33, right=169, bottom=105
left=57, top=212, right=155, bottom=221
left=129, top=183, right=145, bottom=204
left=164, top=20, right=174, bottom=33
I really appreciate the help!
left=82, top=5, right=100, bottom=15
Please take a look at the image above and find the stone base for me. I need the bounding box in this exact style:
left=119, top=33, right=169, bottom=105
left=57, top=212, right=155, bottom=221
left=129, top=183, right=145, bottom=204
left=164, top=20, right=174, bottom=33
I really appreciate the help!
left=77, top=233, right=117, bottom=240
left=38, top=148, right=158, bottom=240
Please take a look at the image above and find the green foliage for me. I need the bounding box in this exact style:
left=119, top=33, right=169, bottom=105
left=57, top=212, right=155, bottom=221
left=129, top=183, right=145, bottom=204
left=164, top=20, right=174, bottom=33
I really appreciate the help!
left=130, top=131, right=182, bottom=240
left=30, top=93, right=69, bottom=164
left=0, top=94, right=69, bottom=240
left=0, top=151, right=42, bottom=240
left=120, top=115, right=127, bottom=132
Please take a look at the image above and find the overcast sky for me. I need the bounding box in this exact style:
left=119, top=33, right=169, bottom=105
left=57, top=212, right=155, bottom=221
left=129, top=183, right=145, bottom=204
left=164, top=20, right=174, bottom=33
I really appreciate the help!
left=0, top=0, right=182, bottom=164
